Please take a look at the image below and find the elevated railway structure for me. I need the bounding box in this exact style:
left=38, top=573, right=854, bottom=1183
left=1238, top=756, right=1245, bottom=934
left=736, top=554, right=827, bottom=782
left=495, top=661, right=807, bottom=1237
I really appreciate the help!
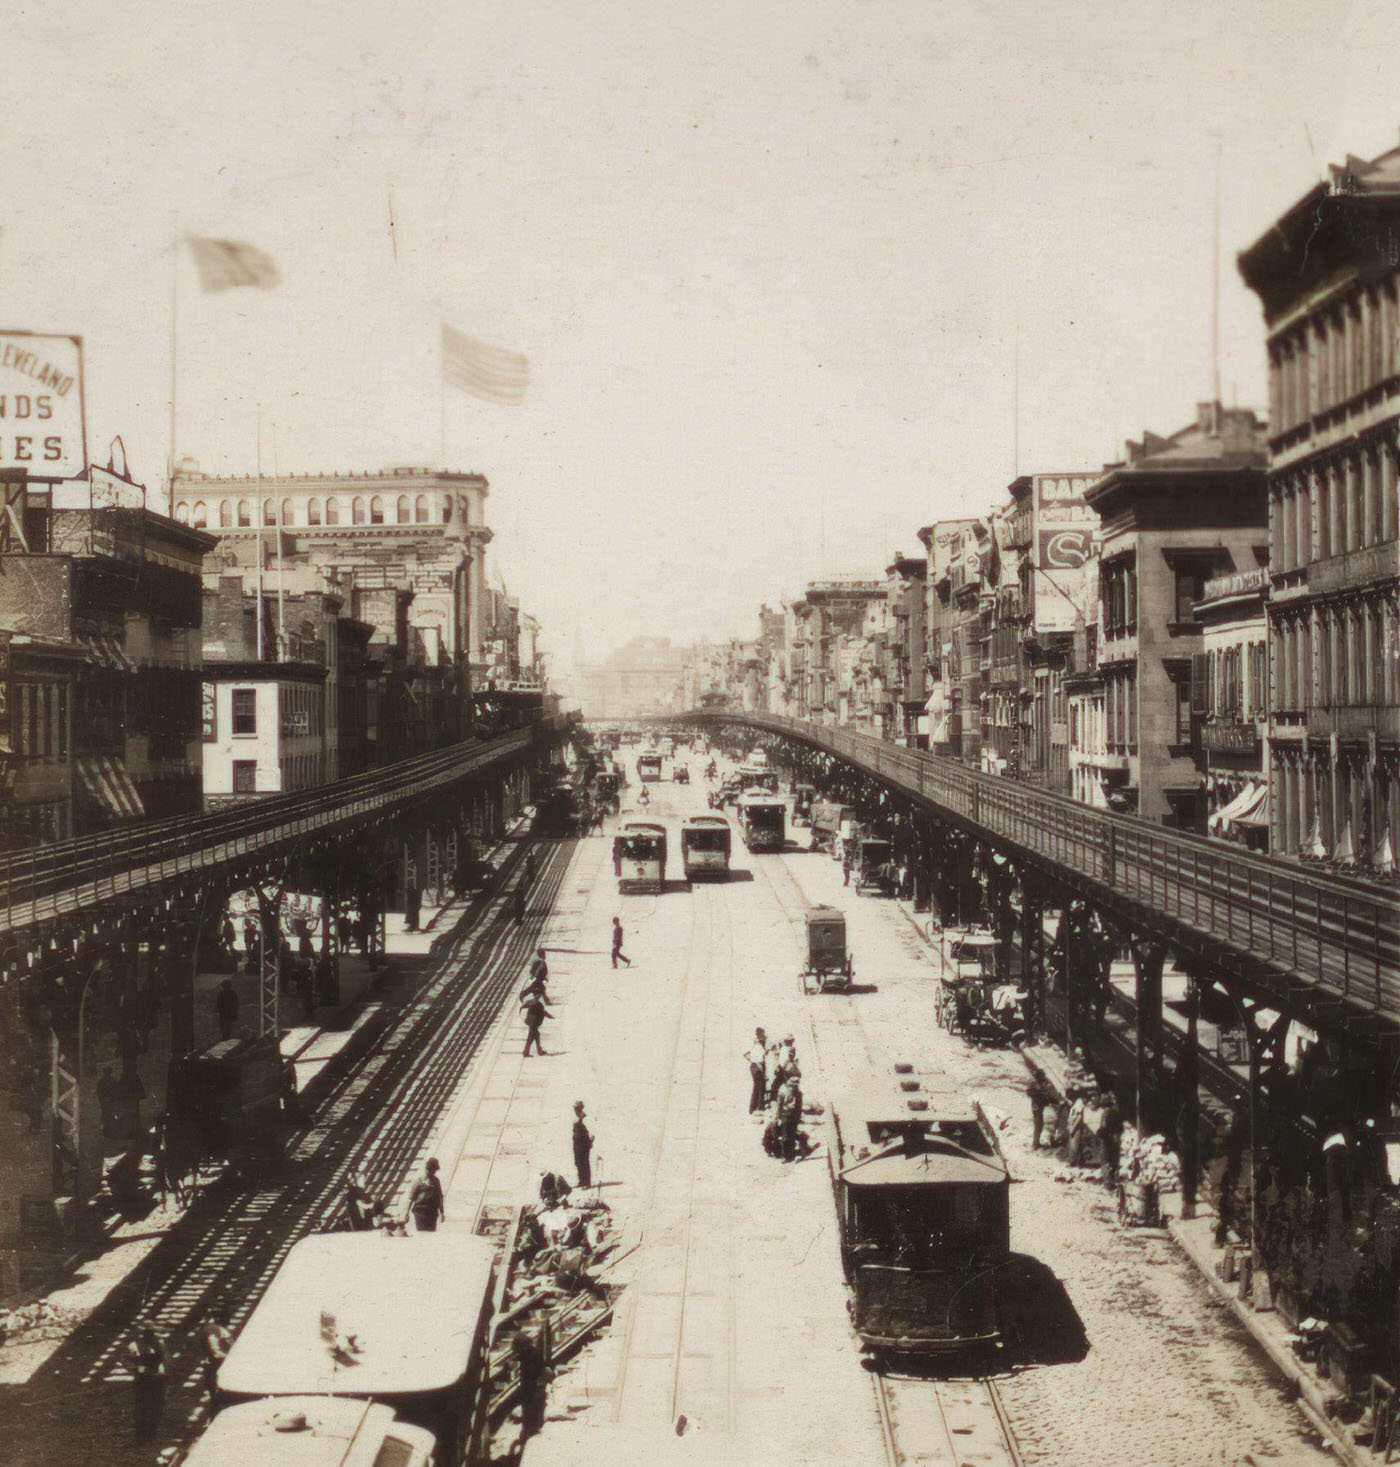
left=0, top=714, right=574, bottom=1264
left=676, top=712, right=1399, bottom=1213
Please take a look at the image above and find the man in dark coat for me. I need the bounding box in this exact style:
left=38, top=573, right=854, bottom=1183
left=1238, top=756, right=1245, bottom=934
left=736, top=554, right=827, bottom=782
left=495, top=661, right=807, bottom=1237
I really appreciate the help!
left=409, top=1157, right=445, bottom=1232
left=572, top=1102, right=594, bottom=1189
left=214, top=979, right=240, bottom=1042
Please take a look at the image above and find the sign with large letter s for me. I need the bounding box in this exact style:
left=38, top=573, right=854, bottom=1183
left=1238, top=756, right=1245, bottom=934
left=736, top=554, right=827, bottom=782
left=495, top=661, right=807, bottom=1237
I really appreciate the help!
left=1039, top=529, right=1093, bottom=569
left=0, top=333, right=86, bottom=479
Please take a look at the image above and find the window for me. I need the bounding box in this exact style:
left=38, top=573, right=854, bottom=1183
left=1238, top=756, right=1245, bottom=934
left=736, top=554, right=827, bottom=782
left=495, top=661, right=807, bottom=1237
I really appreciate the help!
left=237, top=500, right=251, bottom=527
left=326, top=497, right=341, bottom=525
left=370, top=495, right=385, bottom=525
left=353, top=496, right=366, bottom=524
left=219, top=500, right=233, bottom=528
left=308, top=497, right=322, bottom=525
left=174, top=502, right=189, bottom=524
left=232, top=688, right=257, bottom=736
left=192, top=501, right=208, bottom=528
left=1171, top=559, right=1219, bottom=624
left=415, top=494, right=429, bottom=523
left=263, top=498, right=277, bottom=526
left=1173, top=675, right=1192, bottom=745
left=233, top=759, right=257, bottom=794
left=280, top=498, right=294, bottom=525
left=442, top=495, right=453, bottom=522
left=396, top=495, right=411, bottom=524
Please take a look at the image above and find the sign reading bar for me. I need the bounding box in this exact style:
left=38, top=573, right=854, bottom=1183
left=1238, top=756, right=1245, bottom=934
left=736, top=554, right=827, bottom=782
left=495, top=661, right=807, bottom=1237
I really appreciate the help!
left=0, top=332, right=86, bottom=479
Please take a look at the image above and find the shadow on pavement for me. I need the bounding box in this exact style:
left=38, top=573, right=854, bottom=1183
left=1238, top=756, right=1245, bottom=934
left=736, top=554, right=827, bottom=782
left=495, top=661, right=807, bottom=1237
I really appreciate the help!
left=995, top=1252, right=1090, bottom=1367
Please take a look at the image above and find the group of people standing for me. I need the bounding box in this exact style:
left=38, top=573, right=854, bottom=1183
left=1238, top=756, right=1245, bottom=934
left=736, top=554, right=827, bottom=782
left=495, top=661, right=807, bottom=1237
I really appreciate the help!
left=743, top=1027, right=808, bottom=1162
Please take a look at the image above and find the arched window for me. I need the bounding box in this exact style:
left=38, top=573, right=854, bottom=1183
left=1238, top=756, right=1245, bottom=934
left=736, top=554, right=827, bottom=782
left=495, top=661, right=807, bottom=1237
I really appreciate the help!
left=219, top=500, right=233, bottom=528
left=263, top=499, right=276, bottom=526
left=352, top=496, right=366, bottom=524
left=414, top=494, right=429, bottom=523
left=442, top=495, right=453, bottom=522
left=307, top=498, right=322, bottom=525
left=191, top=501, right=208, bottom=528
left=237, top=500, right=252, bottom=527
left=174, top=501, right=190, bottom=524
left=280, top=498, right=294, bottom=525
left=396, top=495, right=411, bottom=524
left=370, top=495, right=385, bottom=525
left=325, top=497, right=340, bottom=525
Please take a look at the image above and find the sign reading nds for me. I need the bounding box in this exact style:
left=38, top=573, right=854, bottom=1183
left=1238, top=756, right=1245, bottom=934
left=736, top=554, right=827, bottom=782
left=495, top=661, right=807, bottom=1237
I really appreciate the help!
left=0, top=333, right=86, bottom=479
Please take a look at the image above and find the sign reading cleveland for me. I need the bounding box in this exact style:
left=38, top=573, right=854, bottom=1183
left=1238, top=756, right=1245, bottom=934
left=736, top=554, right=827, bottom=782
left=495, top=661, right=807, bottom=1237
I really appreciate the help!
left=0, top=333, right=86, bottom=479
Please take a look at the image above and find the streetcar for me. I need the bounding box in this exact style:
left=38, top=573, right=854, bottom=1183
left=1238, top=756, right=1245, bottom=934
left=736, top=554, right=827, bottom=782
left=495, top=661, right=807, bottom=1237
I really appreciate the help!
left=736, top=793, right=786, bottom=852
left=613, top=821, right=667, bottom=894
left=217, top=1232, right=498, bottom=1466
left=736, top=764, right=779, bottom=795
left=680, top=815, right=731, bottom=880
left=829, top=1081, right=1010, bottom=1356
left=164, top=1031, right=284, bottom=1182
left=184, top=1398, right=436, bottom=1467
left=637, top=752, right=664, bottom=782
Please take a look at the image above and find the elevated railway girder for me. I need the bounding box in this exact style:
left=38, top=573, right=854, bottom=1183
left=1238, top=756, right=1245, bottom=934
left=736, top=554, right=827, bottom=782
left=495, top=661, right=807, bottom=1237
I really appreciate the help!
left=0, top=717, right=575, bottom=1256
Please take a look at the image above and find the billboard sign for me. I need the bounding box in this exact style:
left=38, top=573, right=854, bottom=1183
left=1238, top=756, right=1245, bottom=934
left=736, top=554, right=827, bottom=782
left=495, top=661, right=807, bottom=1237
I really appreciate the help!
left=0, top=333, right=86, bottom=479
left=1038, top=527, right=1095, bottom=569
left=1032, top=473, right=1096, bottom=567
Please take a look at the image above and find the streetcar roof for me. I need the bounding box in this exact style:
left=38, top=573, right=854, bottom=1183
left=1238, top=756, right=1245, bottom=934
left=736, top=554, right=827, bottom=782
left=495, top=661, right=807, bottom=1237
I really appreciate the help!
left=736, top=793, right=785, bottom=807
left=218, top=1233, right=496, bottom=1398
left=183, top=1398, right=434, bottom=1467
left=622, top=820, right=667, bottom=835
left=681, top=815, right=729, bottom=828
left=839, top=1143, right=1008, bottom=1187
left=524, top=1425, right=755, bottom=1467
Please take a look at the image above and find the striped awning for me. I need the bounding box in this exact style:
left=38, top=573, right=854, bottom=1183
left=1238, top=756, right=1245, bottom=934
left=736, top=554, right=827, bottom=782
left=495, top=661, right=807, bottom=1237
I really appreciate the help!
left=78, top=635, right=135, bottom=673
left=76, top=755, right=146, bottom=821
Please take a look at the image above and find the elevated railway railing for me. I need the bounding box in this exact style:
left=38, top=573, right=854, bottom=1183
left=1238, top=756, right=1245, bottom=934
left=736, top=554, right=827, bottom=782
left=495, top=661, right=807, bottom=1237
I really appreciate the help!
left=690, top=711, right=1400, bottom=1027
left=1, top=717, right=571, bottom=936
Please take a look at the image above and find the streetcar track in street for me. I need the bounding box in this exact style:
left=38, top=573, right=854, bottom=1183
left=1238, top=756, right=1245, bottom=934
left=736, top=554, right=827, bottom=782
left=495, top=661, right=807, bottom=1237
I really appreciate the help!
left=1, top=835, right=576, bottom=1464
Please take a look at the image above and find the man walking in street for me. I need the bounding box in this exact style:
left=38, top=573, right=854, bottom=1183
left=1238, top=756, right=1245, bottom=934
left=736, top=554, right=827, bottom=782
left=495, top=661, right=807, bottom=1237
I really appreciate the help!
left=1026, top=1070, right=1056, bottom=1150
left=525, top=948, right=550, bottom=1000
left=611, top=916, right=631, bottom=968
left=522, top=994, right=553, bottom=1056
left=128, top=1325, right=166, bottom=1441
left=744, top=1028, right=769, bottom=1114
left=512, top=885, right=526, bottom=924
left=572, top=1101, right=594, bottom=1189
left=410, top=1157, right=445, bottom=1232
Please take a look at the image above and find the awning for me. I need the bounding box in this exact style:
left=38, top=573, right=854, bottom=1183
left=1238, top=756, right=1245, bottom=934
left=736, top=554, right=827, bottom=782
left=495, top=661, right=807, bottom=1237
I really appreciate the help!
left=1211, top=781, right=1264, bottom=833
left=76, top=755, right=146, bottom=821
left=928, top=715, right=949, bottom=745
left=1235, top=785, right=1270, bottom=830
left=1376, top=828, right=1396, bottom=877
left=78, top=635, right=134, bottom=673
left=1088, top=776, right=1110, bottom=810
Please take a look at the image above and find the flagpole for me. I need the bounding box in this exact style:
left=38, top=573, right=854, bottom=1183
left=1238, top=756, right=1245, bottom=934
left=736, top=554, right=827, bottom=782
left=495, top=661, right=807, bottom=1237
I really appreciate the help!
left=168, top=216, right=179, bottom=515
left=272, top=419, right=285, bottom=658
left=255, top=404, right=265, bottom=662
left=438, top=317, right=447, bottom=469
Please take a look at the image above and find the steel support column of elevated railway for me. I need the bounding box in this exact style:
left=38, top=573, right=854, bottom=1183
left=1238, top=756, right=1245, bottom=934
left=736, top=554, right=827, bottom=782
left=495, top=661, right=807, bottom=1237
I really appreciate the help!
left=0, top=719, right=571, bottom=1280
left=679, top=712, right=1400, bottom=1189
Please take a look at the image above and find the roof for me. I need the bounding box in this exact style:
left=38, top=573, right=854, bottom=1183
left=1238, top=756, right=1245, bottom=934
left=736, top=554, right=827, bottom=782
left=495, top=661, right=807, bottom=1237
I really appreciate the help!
left=218, top=1233, right=496, bottom=1399
left=736, top=793, right=785, bottom=807
left=840, top=1142, right=1009, bottom=1188
left=681, top=815, right=729, bottom=828
left=183, top=1399, right=433, bottom=1467
left=1087, top=404, right=1268, bottom=509
left=622, top=821, right=667, bottom=836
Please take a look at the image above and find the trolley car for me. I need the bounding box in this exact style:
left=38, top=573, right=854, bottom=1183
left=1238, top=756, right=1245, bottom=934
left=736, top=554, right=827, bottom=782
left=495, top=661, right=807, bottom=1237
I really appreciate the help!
left=680, top=815, right=731, bottom=880
left=217, top=1232, right=498, bottom=1466
left=829, top=1081, right=1009, bottom=1356
left=184, top=1398, right=436, bottom=1467
left=613, top=821, right=667, bottom=894
left=637, top=752, right=664, bottom=783
left=736, top=793, right=786, bottom=852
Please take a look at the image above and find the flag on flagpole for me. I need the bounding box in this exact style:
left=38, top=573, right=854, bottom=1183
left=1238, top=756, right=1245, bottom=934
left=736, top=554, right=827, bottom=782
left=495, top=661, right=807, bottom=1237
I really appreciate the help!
left=185, top=236, right=280, bottom=292
left=442, top=324, right=529, bottom=405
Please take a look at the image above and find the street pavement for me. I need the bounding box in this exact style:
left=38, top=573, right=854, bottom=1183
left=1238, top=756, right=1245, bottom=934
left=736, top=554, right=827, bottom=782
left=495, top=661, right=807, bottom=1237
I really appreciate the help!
left=456, top=759, right=1334, bottom=1465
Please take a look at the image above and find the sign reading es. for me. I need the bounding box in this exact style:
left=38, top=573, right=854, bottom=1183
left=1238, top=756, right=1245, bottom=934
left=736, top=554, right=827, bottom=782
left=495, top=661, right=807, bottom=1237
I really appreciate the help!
left=0, top=332, right=86, bottom=479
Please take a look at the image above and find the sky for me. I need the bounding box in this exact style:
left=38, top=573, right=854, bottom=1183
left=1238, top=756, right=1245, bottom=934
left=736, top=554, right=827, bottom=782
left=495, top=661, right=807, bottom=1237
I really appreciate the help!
left=4, top=0, right=1396, bottom=673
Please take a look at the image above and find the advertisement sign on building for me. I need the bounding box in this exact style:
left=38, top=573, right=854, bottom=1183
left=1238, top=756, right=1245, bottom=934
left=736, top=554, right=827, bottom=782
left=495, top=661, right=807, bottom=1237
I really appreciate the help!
left=1031, top=474, right=1097, bottom=566
left=0, top=333, right=86, bottom=479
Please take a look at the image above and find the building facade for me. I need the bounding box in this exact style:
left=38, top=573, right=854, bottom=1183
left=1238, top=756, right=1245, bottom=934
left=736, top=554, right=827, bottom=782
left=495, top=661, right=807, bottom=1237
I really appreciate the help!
left=171, top=465, right=492, bottom=686
left=1083, top=404, right=1269, bottom=825
left=1238, top=146, right=1400, bottom=873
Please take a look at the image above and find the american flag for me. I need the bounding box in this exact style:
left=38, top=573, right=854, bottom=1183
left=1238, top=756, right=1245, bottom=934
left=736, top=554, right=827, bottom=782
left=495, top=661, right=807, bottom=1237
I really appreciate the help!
left=442, top=324, right=529, bottom=405
left=185, top=236, right=280, bottom=292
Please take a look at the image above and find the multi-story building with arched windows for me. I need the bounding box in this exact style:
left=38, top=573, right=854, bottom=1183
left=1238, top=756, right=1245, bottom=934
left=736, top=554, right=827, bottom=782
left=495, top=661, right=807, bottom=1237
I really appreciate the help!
left=169, top=464, right=493, bottom=682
